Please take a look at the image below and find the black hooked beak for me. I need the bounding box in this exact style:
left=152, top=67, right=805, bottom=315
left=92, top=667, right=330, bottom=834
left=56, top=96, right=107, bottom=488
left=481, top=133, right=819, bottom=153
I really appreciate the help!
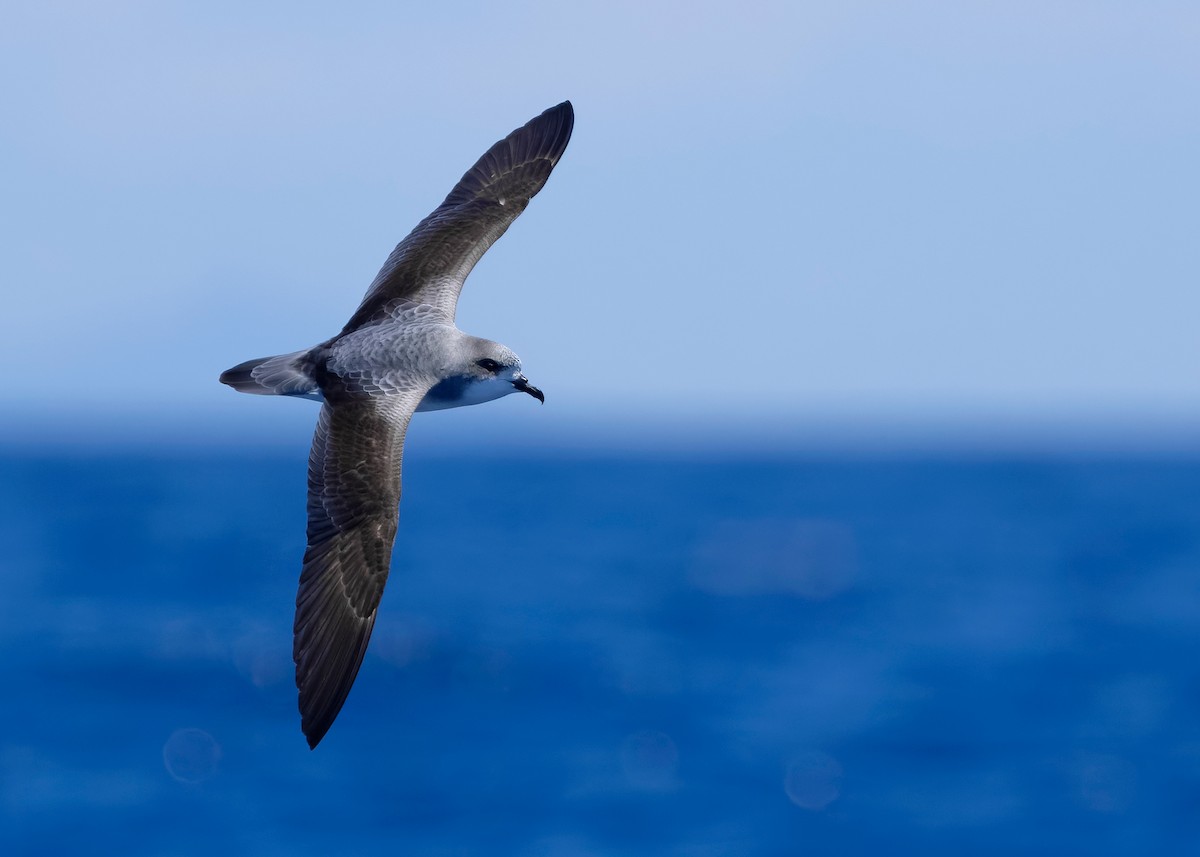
left=512, top=374, right=545, bottom=404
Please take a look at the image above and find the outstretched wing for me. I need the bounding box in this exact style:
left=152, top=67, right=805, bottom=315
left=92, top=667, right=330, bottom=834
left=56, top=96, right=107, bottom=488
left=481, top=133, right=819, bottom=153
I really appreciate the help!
left=293, top=395, right=418, bottom=748
left=341, top=101, right=574, bottom=330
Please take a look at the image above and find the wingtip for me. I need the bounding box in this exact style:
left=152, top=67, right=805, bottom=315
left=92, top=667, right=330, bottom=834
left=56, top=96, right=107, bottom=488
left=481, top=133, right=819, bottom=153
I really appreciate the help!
left=218, top=363, right=247, bottom=389
left=296, top=682, right=343, bottom=751
left=552, top=99, right=574, bottom=126
left=301, top=713, right=333, bottom=749
left=538, top=100, right=574, bottom=165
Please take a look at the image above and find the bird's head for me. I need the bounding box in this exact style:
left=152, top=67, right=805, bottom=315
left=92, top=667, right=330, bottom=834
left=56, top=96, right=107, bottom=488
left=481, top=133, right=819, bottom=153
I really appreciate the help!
left=417, top=338, right=544, bottom=413
left=466, top=341, right=544, bottom=404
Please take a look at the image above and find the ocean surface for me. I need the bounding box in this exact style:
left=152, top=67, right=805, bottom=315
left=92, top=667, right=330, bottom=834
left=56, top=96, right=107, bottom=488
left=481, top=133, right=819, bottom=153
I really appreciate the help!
left=2, top=449, right=1199, bottom=855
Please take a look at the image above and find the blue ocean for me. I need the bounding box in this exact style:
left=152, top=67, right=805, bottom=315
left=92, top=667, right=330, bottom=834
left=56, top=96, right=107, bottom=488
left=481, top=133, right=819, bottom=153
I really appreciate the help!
left=3, top=449, right=1199, bottom=854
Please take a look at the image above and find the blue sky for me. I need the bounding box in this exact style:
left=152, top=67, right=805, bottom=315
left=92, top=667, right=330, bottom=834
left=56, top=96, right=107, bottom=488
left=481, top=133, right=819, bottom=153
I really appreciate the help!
left=2, top=1, right=1197, bottom=448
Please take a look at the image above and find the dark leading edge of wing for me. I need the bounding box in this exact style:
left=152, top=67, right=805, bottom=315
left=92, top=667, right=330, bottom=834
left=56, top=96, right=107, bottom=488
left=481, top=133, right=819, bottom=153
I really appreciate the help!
left=342, top=101, right=574, bottom=331
left=293, top=399, right=414, bottom=748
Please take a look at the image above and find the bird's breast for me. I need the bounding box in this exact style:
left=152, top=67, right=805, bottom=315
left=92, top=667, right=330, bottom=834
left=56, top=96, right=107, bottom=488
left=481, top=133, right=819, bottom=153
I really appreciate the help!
left=416, top=374, right=516, bottom=412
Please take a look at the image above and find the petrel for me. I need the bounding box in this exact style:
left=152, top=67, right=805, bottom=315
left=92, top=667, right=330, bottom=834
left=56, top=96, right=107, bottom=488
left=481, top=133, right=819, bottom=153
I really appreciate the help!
left=220, top=102, right=573, bottom=748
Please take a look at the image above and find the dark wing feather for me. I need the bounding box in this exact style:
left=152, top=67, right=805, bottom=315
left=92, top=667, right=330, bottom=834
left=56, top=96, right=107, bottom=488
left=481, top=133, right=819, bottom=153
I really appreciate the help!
left=293, top=397, right=416, bottom=748
left=342, top=101, right=573, bottom=329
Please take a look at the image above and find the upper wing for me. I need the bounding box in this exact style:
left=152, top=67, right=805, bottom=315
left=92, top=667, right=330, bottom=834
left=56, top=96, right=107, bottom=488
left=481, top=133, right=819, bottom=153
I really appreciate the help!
left=292, top=395, right=419, bottom=748
left=341, top=101, right=574, bottom=330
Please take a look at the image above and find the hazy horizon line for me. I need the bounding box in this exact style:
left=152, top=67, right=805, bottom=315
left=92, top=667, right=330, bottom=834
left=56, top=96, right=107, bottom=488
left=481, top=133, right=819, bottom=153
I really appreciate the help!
left=4, top=405, right=1199, bottom=457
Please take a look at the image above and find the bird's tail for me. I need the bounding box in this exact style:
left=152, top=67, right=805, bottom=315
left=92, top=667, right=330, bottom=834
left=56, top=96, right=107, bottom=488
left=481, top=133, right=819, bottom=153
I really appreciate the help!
left=219, top=349, right=321, bottom=399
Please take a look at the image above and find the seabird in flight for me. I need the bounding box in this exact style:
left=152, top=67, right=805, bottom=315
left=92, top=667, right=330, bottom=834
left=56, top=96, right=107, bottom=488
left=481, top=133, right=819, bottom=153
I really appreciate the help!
left=220, top=101, right=573, bottom=748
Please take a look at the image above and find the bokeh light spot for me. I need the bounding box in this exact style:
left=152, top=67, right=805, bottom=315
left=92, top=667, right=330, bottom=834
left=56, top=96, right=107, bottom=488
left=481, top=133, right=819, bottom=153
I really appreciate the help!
left=1075, top=753, right=1136, bottom=814
left=162, top=728, right=221, bottom=784
left=691, top=519, right=858, bottom=600
left=784, top=751, right=843, bottom=811
left=620, top=730, right=679, bottom=792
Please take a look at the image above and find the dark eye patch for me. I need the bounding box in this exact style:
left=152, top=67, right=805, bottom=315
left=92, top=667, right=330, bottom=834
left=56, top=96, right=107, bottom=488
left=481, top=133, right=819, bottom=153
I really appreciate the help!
left=476, top=358, right=502, bottom=373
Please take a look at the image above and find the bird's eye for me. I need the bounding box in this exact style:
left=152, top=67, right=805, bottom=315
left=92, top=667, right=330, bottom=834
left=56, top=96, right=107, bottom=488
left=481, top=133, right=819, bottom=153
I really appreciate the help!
left=476, top=358, right=502, bottom=373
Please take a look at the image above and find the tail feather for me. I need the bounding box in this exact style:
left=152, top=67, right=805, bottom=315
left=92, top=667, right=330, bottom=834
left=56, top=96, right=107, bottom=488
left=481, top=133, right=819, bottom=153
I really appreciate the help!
left=220, top=349, right=321, bottom=399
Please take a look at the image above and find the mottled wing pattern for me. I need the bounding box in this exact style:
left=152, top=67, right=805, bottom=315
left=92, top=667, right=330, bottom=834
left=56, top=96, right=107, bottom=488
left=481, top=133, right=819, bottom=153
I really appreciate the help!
left=341, top=101, right=574, bottom=329
left=293, top=396, right=418, bottom=748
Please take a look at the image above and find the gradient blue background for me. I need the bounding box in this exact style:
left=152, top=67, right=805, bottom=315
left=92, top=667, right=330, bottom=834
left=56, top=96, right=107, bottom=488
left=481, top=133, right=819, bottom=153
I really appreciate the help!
left=2, top=0, right=1197, bottom=447
left=2, top=2, right=1199, bottom=854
